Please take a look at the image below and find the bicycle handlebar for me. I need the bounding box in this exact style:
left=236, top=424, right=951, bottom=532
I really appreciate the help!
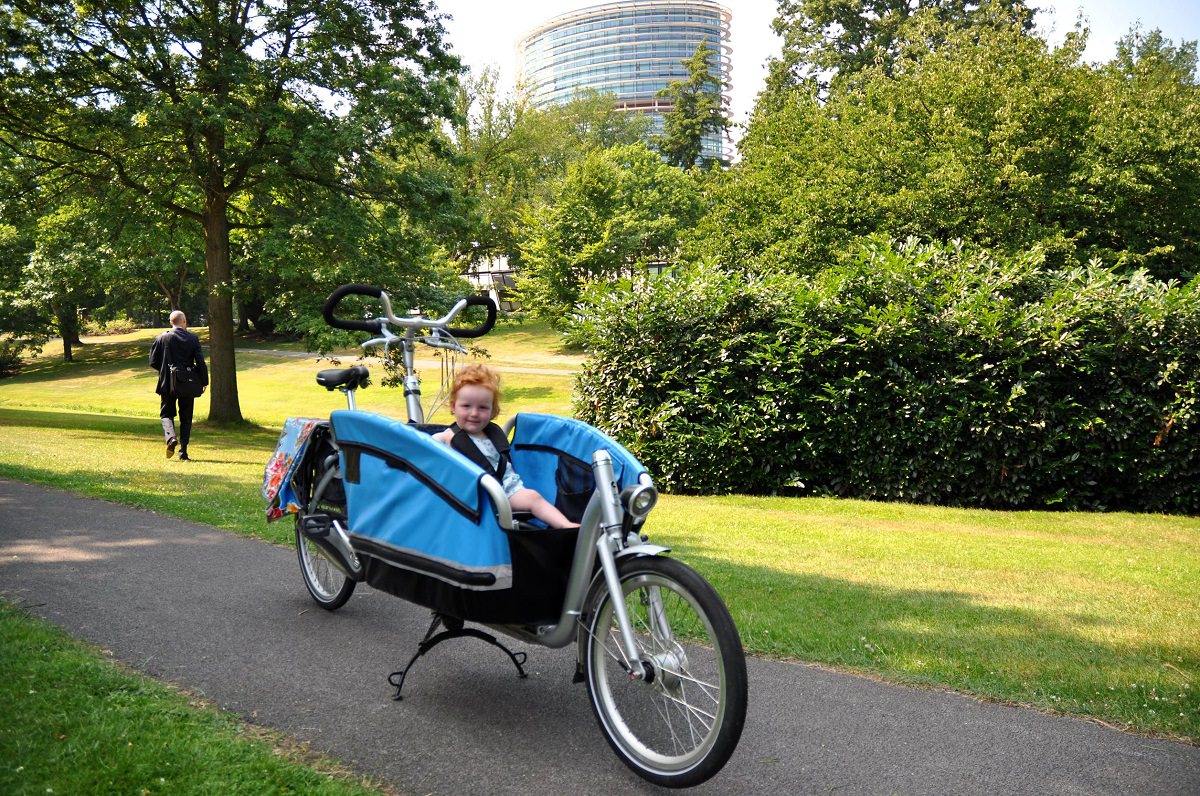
left=446, top=294, right=497, bottom=339
left=321, top=283, right=497, bottom=339
left=322, top=284, right=386, bottom=333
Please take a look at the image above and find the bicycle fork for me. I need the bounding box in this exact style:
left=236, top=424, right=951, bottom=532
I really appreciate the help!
left=592, top=450, right=652, bottom=682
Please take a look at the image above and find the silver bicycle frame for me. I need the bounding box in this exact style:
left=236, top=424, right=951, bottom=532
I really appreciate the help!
left=485, top=453, right=659, bottom=683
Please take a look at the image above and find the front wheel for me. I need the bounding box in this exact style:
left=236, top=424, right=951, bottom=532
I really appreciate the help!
left=583, top=556, right=747, bottom=788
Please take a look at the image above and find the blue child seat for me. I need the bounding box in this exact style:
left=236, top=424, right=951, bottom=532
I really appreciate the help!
left=330, top=410, right=514, bottom=591
left=509, top=412, right=647, bottom=516
left=329, top=410, right=650, bottom=623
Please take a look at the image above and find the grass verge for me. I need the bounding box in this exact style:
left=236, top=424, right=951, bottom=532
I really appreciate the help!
left=0, top=601, right=389, bottom=796
left=0, top=327, right=1197, bottom=746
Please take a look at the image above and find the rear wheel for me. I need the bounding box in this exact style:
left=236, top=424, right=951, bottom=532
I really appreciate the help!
left=583, top=556, right=747, bottom=788
left=295, top=440, right=356, bottom=610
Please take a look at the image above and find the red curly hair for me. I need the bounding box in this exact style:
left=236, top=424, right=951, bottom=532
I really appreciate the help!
left=449, top=364, right=502, bottom=419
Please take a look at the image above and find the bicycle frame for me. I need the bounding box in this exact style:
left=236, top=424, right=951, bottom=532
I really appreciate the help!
left=276, top=283, right=748, bottom=788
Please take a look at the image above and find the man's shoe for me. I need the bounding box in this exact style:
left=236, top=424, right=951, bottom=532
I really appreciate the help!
left=166, top=437, right=178, bottom=458
left=179, top=452, right=190, bottom=461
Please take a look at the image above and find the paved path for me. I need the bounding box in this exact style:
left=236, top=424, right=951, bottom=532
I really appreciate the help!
left=1, top=478, right=1197, bottom=795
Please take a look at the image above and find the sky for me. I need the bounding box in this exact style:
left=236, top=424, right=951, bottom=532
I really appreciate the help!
left=431, top=0, right=1200, bottom=131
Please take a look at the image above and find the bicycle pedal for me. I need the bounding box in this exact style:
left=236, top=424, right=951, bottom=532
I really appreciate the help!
left=300, top=513, right=332, bottom=538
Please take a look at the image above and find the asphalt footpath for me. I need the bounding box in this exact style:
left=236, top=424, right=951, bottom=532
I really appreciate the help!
left=2, top=478, right=1197, bottom=795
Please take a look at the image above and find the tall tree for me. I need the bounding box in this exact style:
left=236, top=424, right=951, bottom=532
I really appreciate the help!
left=654, top=39, right=730, bottom=169
left=693, top=12, right=1200, bottom=283
left=1082, top=28, right=1200, bottom=280
left=766, top=0, right=1036, bottom=99
left=446, top=72, right=649, bottom=273
left=0, top=0, right=459, bottom=420
left=516, top=143, right=704, bottom=325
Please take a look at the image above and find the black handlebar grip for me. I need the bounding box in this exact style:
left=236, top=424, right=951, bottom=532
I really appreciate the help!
left=447, top=295, right=498, bottom=339
left=322, top=283, right=385, bottom=333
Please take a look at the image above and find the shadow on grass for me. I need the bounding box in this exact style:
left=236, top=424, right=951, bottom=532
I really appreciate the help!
left=675, top=547, right=1200, bottom=739
left=0, top=407, right=280, bottom=445
left=14, top=342, right=153, bottom=378
left=9, top=334, right=318, bottom=383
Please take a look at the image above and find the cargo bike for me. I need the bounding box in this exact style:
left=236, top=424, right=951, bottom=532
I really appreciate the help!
left=262, top=284, right=747, bottom=787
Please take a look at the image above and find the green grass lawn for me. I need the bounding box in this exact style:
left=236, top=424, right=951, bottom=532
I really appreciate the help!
left=1, top=324, right=1198, bottom=754
left=0, top=602, right=389, bottom=796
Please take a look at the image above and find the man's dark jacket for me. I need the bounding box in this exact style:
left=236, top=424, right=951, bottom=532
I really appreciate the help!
left=149, top=327, right=208, bottom=396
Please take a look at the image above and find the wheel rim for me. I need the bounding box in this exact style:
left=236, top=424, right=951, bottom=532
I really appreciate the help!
left=297, top=524, right=348, bottom=602
left=589, top=571, right=727, bottom=773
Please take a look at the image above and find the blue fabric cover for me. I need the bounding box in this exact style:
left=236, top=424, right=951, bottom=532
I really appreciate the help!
left=329, top=410, right=512, bottom=591
left=510, top=413, right=647, bottom=506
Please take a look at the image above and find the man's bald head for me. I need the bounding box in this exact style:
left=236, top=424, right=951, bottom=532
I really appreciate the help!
left=169, top=310, right=187, bottom=328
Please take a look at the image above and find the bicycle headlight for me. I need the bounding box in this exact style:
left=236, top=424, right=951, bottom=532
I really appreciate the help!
left=620, top=483, right=658, bottom=520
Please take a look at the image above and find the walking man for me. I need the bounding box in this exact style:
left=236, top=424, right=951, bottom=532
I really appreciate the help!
left=149, top=310, right=208, bottom=461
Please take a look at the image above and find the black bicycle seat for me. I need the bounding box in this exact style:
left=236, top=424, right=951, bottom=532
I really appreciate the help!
left=316, top=366, right=369, bottom=391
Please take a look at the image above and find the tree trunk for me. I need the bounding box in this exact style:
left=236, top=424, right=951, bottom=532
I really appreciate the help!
left=55, top=305, right=75, bottom=362
left=203, top=192, right=243, bottom=422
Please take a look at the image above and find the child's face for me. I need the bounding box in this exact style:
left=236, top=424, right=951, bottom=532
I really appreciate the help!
left=451, top=384, right=495, bottom=434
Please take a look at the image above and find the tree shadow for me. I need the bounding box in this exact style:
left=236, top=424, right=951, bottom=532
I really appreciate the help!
left=676, top=548, right=1199, bottom=738
left=0, top=407, right=280, bottom=445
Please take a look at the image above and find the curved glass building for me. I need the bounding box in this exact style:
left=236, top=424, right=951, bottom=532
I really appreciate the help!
left=517, top=0, right=732, bottom=163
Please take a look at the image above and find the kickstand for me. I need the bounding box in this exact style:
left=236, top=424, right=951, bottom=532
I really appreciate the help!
left=387, top=612, right=528, bottom=700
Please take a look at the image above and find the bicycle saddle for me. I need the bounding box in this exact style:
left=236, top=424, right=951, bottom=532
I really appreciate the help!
left=316, top=365, right=370, bottom=391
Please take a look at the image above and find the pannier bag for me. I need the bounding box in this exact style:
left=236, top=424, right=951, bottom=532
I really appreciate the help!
left=170, top=365, right=204, bottom=398
left=262, top=417, right=326, bottom=522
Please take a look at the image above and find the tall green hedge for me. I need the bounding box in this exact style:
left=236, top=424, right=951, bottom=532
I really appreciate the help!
left=570, top=240, right=1199, bottom=512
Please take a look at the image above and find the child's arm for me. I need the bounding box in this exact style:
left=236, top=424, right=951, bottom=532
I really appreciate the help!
left=431, top=428, right=452, bottom=445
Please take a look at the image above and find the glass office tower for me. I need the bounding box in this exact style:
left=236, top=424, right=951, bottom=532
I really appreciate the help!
left=517, top=0, right=732, bottom=163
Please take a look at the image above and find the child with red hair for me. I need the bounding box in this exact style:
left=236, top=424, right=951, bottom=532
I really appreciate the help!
left=434, top=365, right=578, bottom=529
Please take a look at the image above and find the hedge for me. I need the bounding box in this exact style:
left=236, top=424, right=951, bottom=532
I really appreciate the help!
left=569, top=239, right=1199, bottom=513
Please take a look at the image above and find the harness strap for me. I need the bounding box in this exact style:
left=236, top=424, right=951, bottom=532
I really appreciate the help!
left=449, top=422, right=510, bottom=481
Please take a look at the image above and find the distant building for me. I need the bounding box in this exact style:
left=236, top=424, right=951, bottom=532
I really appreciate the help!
left=517, top=0, right=732, bottom=164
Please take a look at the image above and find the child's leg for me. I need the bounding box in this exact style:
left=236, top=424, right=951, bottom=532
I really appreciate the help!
left=510, top=488, right=579, bottom=529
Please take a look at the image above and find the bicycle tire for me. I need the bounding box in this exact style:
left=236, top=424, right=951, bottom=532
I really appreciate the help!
left=295, top=442, right=356, bottom=610
left=583, top=556, right=747, bottom=788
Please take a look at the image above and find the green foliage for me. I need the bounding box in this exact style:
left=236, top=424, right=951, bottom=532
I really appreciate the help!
left=1081, top=29, right=1200, bottom=281
left=0, top=0, right=462, bottom=420
left=571, top=240, right=1199, bottom=513
left=654, top=39, right=730, bottom=169
left=445, top=71, right=650, bottom=274
left=0, top=337, right=35, bottom=378
left=82, top=317, right=140, bottom=336
left=698, top=12, right=1200, bottom=283
left=516, top=144, right=704, bottom=326
left=766, top=0, right=1037, bottom=98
